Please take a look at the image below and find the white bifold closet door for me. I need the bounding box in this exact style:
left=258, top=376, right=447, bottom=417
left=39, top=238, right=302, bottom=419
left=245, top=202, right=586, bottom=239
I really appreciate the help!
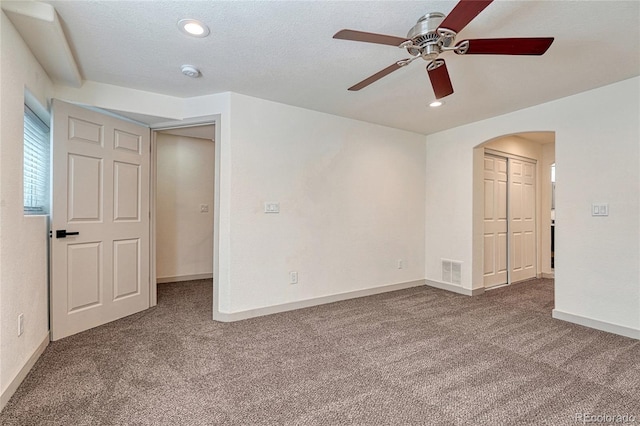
left=483, top=153, right=536, bottom=288
left=509, top=157, right=537, bottom=283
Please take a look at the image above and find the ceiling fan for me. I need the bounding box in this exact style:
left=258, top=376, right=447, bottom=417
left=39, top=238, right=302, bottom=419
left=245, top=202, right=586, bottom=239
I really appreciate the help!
left=333, top=0, right=554, bottom=99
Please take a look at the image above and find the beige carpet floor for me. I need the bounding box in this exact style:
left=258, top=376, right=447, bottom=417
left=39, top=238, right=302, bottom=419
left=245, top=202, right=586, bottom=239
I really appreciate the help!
left=1, top=278, right=638, bottom=425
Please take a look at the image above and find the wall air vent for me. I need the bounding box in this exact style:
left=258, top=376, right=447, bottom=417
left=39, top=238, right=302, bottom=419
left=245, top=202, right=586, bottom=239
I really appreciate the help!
left=442, top=259, right=462, bottom=285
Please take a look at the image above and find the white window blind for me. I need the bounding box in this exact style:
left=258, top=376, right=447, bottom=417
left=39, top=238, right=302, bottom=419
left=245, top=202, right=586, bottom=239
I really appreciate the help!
left=24, top=104, right=50, bottom=215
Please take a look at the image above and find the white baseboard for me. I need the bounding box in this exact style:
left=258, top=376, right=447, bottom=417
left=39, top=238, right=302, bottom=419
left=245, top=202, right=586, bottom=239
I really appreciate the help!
left=552, top=309, right=640, bottom=340
left=484, top=282, right=510, bottom=291
left=541, top=272, right=555, bottom=279
left=425, top=279, right=485, bottom=296
left=157, top=273, right=213, bottom=284
left=214, top=280, right=426, bottom=322
left=1, top=332, right=49, bottom=411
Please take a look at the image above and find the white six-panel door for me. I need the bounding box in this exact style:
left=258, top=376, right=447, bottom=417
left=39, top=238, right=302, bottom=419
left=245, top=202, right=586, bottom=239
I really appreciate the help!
left=509, top=158, right=537, bottom=283
left=483, top=153, right=537, bottom=288
left=483, top=155, right=509, bottom=287
left=51, top=100, right=150, bottom=340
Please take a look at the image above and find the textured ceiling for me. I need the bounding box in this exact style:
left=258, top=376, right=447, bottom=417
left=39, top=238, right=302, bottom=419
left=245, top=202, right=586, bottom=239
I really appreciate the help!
left=44, top=0, right=640, bottom=135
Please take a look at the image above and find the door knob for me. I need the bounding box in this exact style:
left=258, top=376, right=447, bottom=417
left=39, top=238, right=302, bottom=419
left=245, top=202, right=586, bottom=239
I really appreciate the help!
left=55, top=229, right=80, bottom=238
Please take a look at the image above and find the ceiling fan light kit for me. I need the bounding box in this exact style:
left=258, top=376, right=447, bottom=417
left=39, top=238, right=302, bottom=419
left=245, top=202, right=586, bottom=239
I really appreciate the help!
left=333, top=0, right=554, bottom=100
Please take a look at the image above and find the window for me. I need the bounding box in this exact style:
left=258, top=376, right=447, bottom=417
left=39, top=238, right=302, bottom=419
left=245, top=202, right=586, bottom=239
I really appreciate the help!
left=23, top=104, right=50, bottom=215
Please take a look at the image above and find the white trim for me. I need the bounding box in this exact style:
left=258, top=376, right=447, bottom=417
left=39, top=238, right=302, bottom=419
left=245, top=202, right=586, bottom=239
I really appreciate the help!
left=211, top=115, right=223, bottom=322
left=552, top=309, right=640, bottom=340
left=149, top=130, right=157, bottom=307
left=425, top=279, right=485, bottom=296
left=80, top=104, right=150, bottom=127
left=156, top=273, right=213, bottom=284
left=215, top=280, right=426, bottom=322
left=0, top=332, right=49, bottom=411
left=150, top=118, right=218, bottom=309
left=151, top=117, right=217, bottom=130
left=542, top=272, right=555, bottom=279
left=484, top=282, right=510, bottom=291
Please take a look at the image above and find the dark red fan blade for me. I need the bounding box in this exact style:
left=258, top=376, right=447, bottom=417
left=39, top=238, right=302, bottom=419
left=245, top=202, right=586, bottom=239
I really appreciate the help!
left=427, top=61, right=454, bottom=99
left=438, top=0, right=493, bottom=33
left=348, top=62, right=405, bottom=91
left=458, top=38, right=554, bottom=55
left=333, top=29, right=408, bottom=47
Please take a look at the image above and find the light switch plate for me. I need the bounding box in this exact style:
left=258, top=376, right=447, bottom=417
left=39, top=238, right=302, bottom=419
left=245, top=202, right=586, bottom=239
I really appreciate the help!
left=592, top=203, right=609, bottom=216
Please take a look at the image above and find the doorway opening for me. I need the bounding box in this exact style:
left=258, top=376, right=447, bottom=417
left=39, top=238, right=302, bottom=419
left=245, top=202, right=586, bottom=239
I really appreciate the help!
left=151, top=124, right=215, bottom=312
left=473, top=132, right=555, bottom=290
left=48, top=101, right=222, bottom=339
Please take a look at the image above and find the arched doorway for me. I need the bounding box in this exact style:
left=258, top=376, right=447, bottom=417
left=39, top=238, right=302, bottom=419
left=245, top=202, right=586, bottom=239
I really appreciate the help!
left=472, top=132, right=555, bottom=289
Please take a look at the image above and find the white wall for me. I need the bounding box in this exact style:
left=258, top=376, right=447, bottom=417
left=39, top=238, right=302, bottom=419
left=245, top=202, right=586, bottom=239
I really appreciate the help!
left=0, top=11, right=53, bottom=407
left=222, top=93, right=426, bottom=314
left=156, top=133, right=214, bottom=281
left=425, top=77, right=640, bottom=336
left=51, top=84, right=426, bottom=318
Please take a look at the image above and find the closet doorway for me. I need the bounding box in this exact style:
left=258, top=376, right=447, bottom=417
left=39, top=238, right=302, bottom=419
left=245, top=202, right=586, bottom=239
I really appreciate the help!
left=153, top=125, right=215, bottom=289
left=483, top=152, right=537, bottom=288
left=478, top=132, right=555, bottom=289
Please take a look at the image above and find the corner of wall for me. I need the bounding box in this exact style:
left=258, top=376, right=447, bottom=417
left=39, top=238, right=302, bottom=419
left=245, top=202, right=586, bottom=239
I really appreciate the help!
left=1, top=10, right=53, bottom=408
left=0, top=331, right=49, bottom=412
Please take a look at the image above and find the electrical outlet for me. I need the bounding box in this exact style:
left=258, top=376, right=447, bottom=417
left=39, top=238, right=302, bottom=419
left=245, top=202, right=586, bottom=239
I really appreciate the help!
left=289, top=271, right=298, bottom=284
left=18, top=313, right=24, bottom=337
left=397, top=259, right=404, bottom=269
left=264, top=202, right=280, bottom=213
left=200, top=204, right=209, bottom=213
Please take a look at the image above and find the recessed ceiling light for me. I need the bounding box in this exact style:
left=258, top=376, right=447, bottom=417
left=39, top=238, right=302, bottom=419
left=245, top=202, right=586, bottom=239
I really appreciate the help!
left=177, top=19, right=210, bottom=37
left=429, top=100, right=444, bottom=108
left=181, top=64, right=201, bottom=78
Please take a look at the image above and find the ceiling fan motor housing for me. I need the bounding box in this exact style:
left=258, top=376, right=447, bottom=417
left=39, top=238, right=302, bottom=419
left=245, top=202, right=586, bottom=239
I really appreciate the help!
left=406, top=12, right=452, bottom=59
